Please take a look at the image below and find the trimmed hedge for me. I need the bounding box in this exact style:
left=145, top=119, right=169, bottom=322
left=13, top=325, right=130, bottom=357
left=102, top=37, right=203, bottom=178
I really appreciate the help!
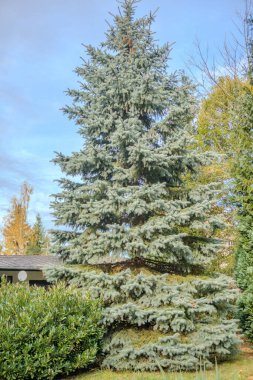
left=0, top=280, right=104, bottom=380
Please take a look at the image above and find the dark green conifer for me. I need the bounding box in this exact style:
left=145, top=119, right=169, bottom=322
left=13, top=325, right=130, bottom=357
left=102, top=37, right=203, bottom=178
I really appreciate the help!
left=233, top=90, right=253, bottom=289
left=232, top=14, right=253, bottom=290
left=27, top=214, right=48, bottom=255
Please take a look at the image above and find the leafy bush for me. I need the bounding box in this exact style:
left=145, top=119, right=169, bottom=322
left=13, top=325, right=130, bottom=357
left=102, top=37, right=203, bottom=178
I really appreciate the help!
left=0, top=280, right=104, bottom=380
left=238, top=277, right=253, bottom=342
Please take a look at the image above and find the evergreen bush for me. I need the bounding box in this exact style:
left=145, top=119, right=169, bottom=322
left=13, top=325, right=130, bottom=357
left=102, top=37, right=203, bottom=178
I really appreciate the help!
left=0, top=280, right=104, bottom=380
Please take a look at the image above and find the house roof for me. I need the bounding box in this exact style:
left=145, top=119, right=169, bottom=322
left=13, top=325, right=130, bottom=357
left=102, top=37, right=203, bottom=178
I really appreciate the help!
left=0, top=255, right=61, bottom=271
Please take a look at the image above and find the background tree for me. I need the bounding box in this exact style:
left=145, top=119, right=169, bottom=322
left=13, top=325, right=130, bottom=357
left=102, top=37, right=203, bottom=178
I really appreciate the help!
left=188, top=0, right=252, bottom=93
left=2, top=182, right=33, bottom=255
left=27, top=214, right=49, bottom=255
left=235, top=14, right=253, bottom=341
left=196, top=77, right=253, bottom=182
left=192, top=3, right=253, bottom=280
left=232, top=89, right=253, bottom=289
left=47, top=0, right=238, bottom=371
left=195, top=77, right=253, bottom=274
left=1, top=183, right=49, bottom=256
left=186, top=2, right=253, bottom=276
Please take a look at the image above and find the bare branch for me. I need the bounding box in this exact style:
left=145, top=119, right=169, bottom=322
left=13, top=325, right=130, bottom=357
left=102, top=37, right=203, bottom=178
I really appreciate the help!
left=188, top=0, right=253, bottom=93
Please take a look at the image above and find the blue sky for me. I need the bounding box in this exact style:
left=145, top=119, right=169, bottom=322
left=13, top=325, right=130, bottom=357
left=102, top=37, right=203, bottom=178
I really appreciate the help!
left=0, top=0, right=245, bottom=233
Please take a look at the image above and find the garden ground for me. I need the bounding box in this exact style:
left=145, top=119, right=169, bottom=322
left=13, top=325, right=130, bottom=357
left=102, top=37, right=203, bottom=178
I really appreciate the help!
left=65, top=340, right=253, bottom=380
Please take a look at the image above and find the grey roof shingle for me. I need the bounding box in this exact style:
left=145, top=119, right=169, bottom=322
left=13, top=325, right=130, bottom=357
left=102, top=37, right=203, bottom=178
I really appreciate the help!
left=0, top=255, right=61, bottom=270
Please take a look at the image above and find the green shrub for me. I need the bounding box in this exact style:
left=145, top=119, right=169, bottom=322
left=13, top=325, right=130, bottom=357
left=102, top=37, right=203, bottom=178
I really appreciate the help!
left=238, top=277, right=253, bottom=342
left=0, top=280, right=104, bottom=380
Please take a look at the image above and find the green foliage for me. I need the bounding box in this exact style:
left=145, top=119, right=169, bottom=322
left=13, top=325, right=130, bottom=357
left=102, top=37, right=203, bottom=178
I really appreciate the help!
left=196, top=77, right=251, bottom=159
left=238, top=278, right=253, bottom=342
left=27, top=214, right=49, bottom=255
left=0, top=280, right=104, bottom=380
left=231, top=90, right=253, bottom=290
left=194, top=77, right=251, bottom=278
left=231, top=15, right=253, bottom=346
left=46, top=267, right=239, bottom=371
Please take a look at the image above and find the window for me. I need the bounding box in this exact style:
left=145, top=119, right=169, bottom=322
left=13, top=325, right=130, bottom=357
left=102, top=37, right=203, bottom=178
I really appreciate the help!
left=29, top=280, right=49, bottom=287
left=0, top=275, right=13, bottom=284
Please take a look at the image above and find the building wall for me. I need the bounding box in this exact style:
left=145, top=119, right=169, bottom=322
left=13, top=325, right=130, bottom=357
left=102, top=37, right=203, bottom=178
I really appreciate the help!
left=0, top=270, right=46, bottom=284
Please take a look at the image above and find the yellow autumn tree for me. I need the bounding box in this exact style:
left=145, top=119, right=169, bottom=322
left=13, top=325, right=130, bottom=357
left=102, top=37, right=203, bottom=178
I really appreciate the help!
left=2, top=182, right=33, bottom=255
left=196, top=76, right=253, bottom=181
left=194, top=76, right=253, bottom=274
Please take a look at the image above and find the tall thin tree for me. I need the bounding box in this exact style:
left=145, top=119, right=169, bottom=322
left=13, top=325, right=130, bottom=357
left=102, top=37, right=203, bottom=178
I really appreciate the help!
left=3, top=182, right=33, bottom=255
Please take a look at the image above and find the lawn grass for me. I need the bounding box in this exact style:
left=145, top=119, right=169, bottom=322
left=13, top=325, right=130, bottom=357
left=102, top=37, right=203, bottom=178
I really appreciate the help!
left=65, top=347, right=253, bottom=380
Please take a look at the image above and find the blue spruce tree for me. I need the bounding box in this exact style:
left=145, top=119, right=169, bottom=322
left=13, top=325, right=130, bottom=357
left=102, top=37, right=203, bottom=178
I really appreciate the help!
left=47, top=0, right=239, bottom=371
